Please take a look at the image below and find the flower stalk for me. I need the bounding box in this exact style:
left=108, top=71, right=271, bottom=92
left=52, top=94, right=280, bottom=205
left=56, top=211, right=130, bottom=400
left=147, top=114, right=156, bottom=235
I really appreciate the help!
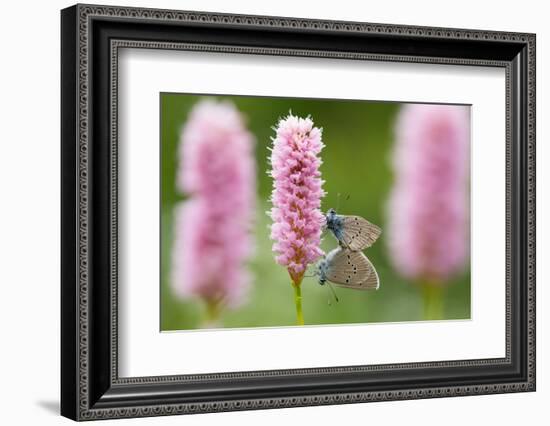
left=269, top=114, right=325, bottom=325
left=172, top=99, right=256, bottom=325
left=201, top=298, right=223, bottom=327
left=292, top=281, right=304, bottom=326
left=387, top=104, right=469, bottom=320
left=421, top=281, right=444, bottom=320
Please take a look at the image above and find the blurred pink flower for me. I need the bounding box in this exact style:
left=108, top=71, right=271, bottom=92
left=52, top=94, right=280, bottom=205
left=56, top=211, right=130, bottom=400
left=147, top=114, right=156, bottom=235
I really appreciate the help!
left=172, top=99, right=256, bottom=307
left=269, top=114, right=325, bottom=284
left=387, top=104, right=470, bottom=283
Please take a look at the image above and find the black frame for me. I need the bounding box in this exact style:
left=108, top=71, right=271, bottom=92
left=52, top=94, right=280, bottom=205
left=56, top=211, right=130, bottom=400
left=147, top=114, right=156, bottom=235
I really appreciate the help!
left=61, top=4, right=536, bottom=421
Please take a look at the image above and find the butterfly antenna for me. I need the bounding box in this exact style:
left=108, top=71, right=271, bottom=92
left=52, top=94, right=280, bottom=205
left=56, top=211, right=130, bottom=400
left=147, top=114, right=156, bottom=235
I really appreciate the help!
left=340, top=193, right=351, bottom=211
left=303, top=265, right=318, bottom=279
left=327, top=282, right=339, bottom=303
left=336, top=192, right=341, bottom=212
left=325, top=289, right=332, bottom=306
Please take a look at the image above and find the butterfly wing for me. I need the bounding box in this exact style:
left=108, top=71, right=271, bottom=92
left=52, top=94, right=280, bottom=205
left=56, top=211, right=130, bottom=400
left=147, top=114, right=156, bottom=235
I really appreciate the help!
left=333, top=254, right=379, bottom=290
left=325, top=248, right=379, bottom=290
left=339, top=215, right=382, bottom=251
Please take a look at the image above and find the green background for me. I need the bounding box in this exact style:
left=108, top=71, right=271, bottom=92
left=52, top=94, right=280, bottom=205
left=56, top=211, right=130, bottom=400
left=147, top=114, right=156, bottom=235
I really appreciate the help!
left=160, top=93, right=470, bottom=330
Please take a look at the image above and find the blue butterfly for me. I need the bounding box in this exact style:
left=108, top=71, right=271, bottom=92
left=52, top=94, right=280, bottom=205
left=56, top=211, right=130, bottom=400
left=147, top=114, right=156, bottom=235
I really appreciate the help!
left=325, top=208, right=382, bottom=252
left=317, top=247, right=379, bottom=290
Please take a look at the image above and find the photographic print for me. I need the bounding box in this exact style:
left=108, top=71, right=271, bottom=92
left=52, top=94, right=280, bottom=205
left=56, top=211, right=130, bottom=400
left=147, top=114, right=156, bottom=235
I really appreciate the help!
left=160, top=94, right=471, bottom=330
left=61, top=6, right=535, bottom=418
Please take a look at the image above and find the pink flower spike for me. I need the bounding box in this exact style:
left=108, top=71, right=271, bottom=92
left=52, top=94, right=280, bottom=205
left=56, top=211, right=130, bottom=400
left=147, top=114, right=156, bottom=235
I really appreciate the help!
left=387, top=104, right=470, bottom=284
left=269, top=114, right=325, bottom=285
left=171, top=99, right=256, bottom=308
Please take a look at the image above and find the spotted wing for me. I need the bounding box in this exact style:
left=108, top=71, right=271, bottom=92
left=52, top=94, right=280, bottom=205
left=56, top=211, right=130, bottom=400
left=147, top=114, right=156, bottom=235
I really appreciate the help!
left=325, top=248, right=379, bottom=290
left=340, top=215, right=382, bottom=251
left=333, top=254, right=379, bottom=290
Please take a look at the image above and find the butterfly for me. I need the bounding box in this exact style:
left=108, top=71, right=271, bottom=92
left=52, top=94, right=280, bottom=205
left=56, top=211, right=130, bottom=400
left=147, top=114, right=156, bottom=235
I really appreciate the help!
left=325, top=208, right=382, bottom=252
left=316, top=246, right=379, bottom=291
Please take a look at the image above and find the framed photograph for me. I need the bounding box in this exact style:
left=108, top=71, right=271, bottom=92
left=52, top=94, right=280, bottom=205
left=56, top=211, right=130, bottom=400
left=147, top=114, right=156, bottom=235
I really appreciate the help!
left=61, top=4, right=536, bottom=421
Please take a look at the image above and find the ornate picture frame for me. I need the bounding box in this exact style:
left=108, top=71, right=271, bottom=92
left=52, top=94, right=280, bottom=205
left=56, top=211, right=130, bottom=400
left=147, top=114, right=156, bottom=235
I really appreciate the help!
left=61, top=4, right=535, bottom=420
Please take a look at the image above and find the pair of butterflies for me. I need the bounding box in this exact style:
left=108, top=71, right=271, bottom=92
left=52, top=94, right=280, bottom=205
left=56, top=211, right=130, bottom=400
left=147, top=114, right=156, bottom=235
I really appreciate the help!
left=316, top=208, right=381, bottom=292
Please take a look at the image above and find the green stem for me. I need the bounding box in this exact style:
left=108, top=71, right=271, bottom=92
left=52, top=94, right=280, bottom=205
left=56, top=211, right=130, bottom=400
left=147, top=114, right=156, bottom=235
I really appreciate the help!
left=422, top=281, right=444, bottom=320
left=293, top=283, right=304, bottom=326
left=203, top=299, right=222, bottom=328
